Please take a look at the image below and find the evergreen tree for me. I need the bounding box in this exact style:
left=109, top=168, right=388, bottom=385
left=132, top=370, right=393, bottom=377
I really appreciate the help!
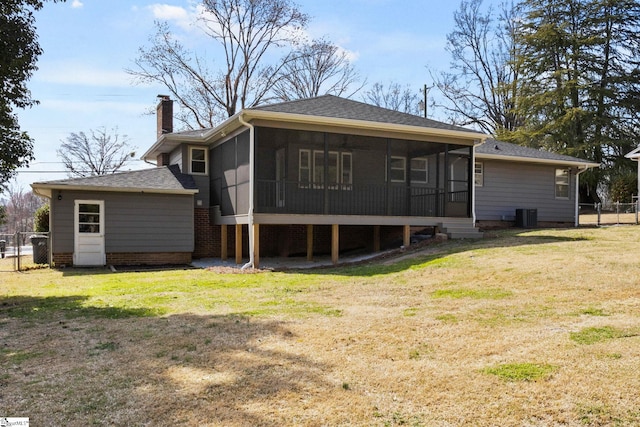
left=513, top=0, right=640, bottom=202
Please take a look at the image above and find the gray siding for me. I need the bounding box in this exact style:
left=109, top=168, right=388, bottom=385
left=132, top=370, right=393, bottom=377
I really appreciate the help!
left=173, top=145, right=209, bottom=208
left=51, top=190, right=194, bottom=253
left=475, top=160, right=575, bottom=222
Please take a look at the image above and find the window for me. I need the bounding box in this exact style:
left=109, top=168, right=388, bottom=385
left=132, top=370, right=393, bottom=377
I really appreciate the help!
left=313, top=151, right=325, bottom=187
left=555, top=168, right=570, bottom=199
left=474, top=162, right=484, bottom=187
left=341, top=153, right=352, bottom=187
left=189, top=147, right=207, bottom=175
left=389, top=156, right=406, bottom=182
left=78, top=203, right=101, bottom=233
left=299, top=149, right=351, bottom=189
left=299, top=150, right=310, bottom=187
left=410, top=158, right=428, bottom=183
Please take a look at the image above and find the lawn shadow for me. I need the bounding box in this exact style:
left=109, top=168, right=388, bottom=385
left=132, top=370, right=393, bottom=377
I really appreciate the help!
left=287, top=229, right=590, bottom=277
left=57, top=266, right=114, bottom=277
left=0, top=295, right=160, bottom=319
left=1, top=306, right=334, bottom=425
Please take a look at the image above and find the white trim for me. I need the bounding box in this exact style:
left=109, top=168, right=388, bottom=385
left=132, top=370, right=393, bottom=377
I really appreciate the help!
left=142, top=109, right=488, bottom=161
left=237, top=114, right=255, bottom=270
left=410, top=157, right=428, bottom=184
left=389, top=156, right=406, bottom=183
left=73, top=200, right=105, bottom=266
left=31, top=184, right=198, bottom=196
left=476, top=152, right=599, bottom=168
left=625, top=146, right=640, bottom=159
left=555, top=168, right=570, bottom=199
left=575, top=166, right=589, bottom=227
left=298, top=149, right=311, bottom=188
left=474, top=161, right=484, bottom=187
left=341, top=152, right=353, bottom=187
left=188, top=146, right=208, bottom=175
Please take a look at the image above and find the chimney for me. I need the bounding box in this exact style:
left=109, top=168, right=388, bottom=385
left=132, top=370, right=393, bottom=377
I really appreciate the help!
left=157, top=153, right=170, bottom=167
left=156, top=95, right=173, bottom=139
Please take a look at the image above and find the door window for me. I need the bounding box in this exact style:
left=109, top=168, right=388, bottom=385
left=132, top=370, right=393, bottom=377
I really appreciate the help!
left=78, top=203, right=101, bottom=233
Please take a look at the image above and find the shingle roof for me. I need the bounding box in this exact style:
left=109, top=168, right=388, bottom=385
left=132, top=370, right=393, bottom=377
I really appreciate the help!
left=250, top=95, right=480, bottom=134
left=476, top=139, right=599, bottom=166
left=32, top=165, right=198, bottom=193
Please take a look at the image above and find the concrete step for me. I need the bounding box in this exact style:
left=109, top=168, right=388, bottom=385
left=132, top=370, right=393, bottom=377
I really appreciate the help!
left=439, top=223, right=484, bottom=239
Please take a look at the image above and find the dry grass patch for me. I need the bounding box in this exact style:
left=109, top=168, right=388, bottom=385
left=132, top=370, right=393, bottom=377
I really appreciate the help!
left=1, top=226, right=640, bottom=425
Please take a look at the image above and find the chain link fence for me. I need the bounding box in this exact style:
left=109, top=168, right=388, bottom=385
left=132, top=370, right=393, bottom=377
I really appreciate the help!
left=0, top=231, right=51, bottom=272
left=579, top=202, right=639, bottom=226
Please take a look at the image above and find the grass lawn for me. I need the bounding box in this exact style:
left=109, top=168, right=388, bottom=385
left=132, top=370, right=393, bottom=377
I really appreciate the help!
left=1, top=227, right=640, bottom=426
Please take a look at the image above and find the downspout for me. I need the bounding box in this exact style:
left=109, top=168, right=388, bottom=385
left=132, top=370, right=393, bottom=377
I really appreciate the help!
left=472, top=139, right=486, bottom=225
left=574, top=166, right=589, bottom=227
left=238, top=113, right=255, bottom=270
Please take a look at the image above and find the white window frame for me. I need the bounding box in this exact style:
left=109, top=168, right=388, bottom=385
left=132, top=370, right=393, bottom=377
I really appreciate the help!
left=76, top=200, right=103, bottom=234
left=389, top=156, right=406, bottom=183
left=341, top=152, right=353, bottom=189
left=474, top=162, right=484, bottom=187
left=410, top=157, right=428, bottom=184
left=299, top=149, right=311, bottom=188
left=189, top=146, right=208, bottom=175
left=312, top=150, right=325, bottom=188
left=555, top=168, right=570, bottom=199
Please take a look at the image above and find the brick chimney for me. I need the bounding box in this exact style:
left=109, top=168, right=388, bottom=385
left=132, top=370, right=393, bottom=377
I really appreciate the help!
left=156, top=95, right=173, bottom=139
left=157, top=153, right=170, bottom=166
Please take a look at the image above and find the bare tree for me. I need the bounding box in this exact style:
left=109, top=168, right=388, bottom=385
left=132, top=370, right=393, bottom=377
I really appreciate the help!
left=4, top=183, right=43, bottom=235
left=57, top=127, right=136, bottom=177
left=272, top=38, right=364, bottom=101
left=128, top=0, right=309, bottom=129
left=431, top=0, right=523, bottom=136
left=363, top=82, right=420, bottom=115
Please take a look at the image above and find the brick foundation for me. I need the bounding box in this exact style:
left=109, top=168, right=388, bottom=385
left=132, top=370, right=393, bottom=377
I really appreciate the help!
left=52, top=252, right=191, bottom=266
left=52, top=253, right=73, bottom=267
left=106, top=252, right=192, bottom=265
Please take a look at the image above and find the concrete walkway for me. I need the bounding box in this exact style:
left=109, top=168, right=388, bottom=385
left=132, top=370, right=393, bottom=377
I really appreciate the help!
left=191, top=249, right=396, bottom=271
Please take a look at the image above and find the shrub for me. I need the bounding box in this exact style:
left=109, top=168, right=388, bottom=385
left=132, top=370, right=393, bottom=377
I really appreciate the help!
left=34, top=204, right=49, bottom=232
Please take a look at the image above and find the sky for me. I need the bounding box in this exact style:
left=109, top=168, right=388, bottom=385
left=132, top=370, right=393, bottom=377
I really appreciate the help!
left=13, top=0, right=485, bottom=191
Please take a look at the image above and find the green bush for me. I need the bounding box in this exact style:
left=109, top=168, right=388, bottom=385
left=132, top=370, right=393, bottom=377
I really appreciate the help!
left=34, top=204, right=49, bottom=232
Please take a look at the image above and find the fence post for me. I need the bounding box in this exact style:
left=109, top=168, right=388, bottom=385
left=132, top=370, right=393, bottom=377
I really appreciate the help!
left=597, top=203, right=601, bottom=226
left=15, top=232, right=20, bottom=271
left=636, top=199, right=639, bottom=225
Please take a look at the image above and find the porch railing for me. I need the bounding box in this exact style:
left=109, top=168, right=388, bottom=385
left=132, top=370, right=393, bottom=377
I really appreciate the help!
left=255, top=180, right=469, bottom=217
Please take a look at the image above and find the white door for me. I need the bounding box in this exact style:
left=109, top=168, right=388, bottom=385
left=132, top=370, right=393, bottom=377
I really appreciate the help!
left=73, top=200, right=105, bottom=266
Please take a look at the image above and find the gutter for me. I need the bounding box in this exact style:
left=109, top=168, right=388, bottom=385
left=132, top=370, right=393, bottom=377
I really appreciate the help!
left=238, top=113, right=255, bottom=270
left=30, top=183, right=198, bottom=196
left=476, top=153, right=599, bottom=168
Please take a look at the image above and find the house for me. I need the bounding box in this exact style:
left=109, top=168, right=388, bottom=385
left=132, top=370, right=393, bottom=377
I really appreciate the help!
left=624, top=147, right=640, bottom=199
left=31, top=165, right=198, bottom=266
left=31, top=95, right=597, bottom=267
left=475, top=139, right=599, bottom=227
left=33, top=95, right=489, bottom=267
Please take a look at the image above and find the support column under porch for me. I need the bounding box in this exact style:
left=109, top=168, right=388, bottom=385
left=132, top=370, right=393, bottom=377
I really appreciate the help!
left=213, top=214, right=478, bottom=268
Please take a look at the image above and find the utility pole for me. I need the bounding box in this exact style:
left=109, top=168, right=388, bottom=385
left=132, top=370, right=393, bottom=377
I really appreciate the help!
left=418, top=84, right=432, bottom=118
